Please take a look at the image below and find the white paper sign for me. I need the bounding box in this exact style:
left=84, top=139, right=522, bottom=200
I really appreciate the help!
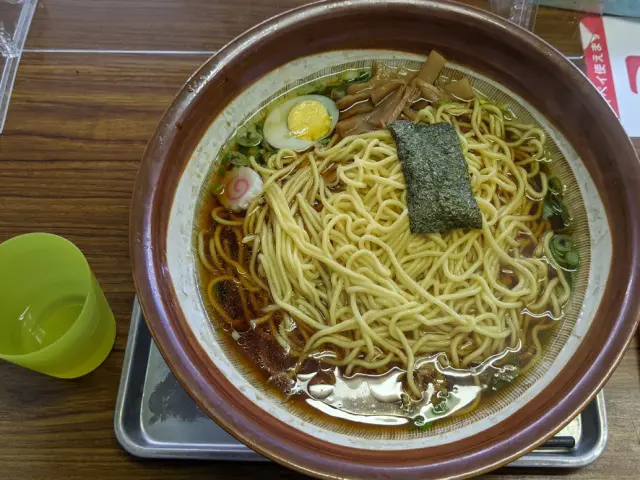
left=580, top=15, right=640, bottom=136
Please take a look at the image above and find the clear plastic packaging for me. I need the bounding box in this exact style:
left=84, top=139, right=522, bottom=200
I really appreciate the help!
left=0, top=0, right=37, bottom=133
left=489, top=0, right=539, bottom=31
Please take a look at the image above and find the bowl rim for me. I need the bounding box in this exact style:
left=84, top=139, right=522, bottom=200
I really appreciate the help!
left=130, top=1, right=640, bottom=478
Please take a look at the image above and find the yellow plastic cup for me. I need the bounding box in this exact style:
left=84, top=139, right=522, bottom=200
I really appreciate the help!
left=0, top=233, right=116, bottom=378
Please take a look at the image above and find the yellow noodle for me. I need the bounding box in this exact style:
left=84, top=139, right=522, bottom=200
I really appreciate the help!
left=201, top=98, right=572, bottom=400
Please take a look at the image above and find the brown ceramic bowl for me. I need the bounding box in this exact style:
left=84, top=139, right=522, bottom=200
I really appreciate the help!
left=130, top=1, right=640, bottom=478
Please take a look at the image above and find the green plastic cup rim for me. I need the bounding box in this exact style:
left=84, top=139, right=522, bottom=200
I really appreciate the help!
left=0, top=232, right=93, bottom=360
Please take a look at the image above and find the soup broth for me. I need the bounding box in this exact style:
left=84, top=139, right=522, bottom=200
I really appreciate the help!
left=194, top=53, right=580, bottom=430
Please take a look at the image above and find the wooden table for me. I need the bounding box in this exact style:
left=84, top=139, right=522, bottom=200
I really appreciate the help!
left=0, top=1, right=638, bottom=479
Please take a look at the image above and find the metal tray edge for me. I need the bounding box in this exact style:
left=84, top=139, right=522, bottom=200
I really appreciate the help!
left=115, top=298, right=608, bottom=468
left=114, top=299, right=150, bottom=458
left=509, top=391, right=607, bottom=468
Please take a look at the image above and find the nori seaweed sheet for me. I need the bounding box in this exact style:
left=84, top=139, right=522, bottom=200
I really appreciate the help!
left=388, top=121, right=482, bottom=234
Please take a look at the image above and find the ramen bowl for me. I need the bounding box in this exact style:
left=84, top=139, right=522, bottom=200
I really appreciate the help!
left=130, top=1, right=640, bottom=478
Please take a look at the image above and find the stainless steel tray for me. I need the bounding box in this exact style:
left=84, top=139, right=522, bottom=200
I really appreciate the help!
left=115, top=298, right=608, bottom=468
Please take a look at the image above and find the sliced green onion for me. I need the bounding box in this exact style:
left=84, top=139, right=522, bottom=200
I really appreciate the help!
left=549, top=234, right=580, bottom=270
left=542, top=204, right=554, bottom=221
left=356, top=71, right=371, bottom=83
left=411, top=415, right=433, bottom=431
left=342, top=70, right=359, bottom=82
left=559, top=204, right=571, bottom=227
left=543, top=194, right=571, bottom=229
left=432, top=400, right=449, bottom=415
left=551, top=234, right=573, bottom=255
left=342, top=70, right=370, bottom=84
left=548, top=176, right=563, bottom=197
left=563, top=250, right=580, bottom=269
left=225, top=151, right=249, bottom=167
left=542, top=196, right=558, bottom=220
left=542, top=176, right=571, bottom=230
left=235, top=124, right=263, bottom=147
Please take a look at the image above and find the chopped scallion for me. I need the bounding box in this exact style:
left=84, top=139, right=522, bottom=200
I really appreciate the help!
left=225, top=151, right=249, bottom=167
left=432, top=400, right=449, bottom=415
left=548, top=176, right=563, bottom=197
left=542, top=178, right=571, bottom=229
left=235, top=124, right=263, bottom=147
left=411, top=415, right=433, bottom=432
left=549, top=234, right=580, bottom=270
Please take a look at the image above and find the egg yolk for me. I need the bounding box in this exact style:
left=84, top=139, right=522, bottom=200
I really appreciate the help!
left=287, top=100, right=331, bottom=141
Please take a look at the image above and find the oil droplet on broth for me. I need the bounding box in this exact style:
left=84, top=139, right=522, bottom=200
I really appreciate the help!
left=308, top=384, right=334, bottom=400
left=294, top=367, right=413, bottom=425
left=368, top=368, right=404, bottom=403
left=293, top=347, right=520, bottom=427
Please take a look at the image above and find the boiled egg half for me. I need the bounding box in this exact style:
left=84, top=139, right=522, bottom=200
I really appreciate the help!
left=263, top=95, right=339, bottom=151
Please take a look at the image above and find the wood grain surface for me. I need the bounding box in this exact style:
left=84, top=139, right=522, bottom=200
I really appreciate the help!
left=24, top=0, right=582, bottom=56
left=0, top=1, right=638, bottom=479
